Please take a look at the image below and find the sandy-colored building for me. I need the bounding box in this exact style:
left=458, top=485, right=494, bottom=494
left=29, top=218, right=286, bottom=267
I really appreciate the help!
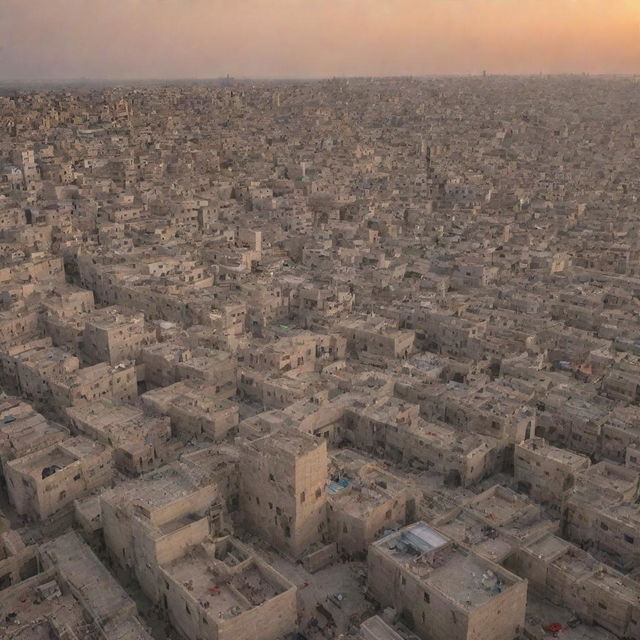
left=508, top=531, right=640, bottom=639
left=514, top=437, right=590, bottom=512
left=0, top=395, right=68, bottom=471
left=562, top=461, right=640, bottom=572
left=337, top=317, right=415, bottom=360
left=240, top=427, right=328, bottom=558
left=368, top=522, right=527, bottom=640
left=328, top=450, right=413, bottom=558
left=5, top=435, right=113, bottom=520
left=100, top=457, right=294, bottom=640
left=66, top=399, right=174, bottom=475
left=159, top=535, right=297, bottom=640
left=0, top=530, right=37, bottom=590
left=142, top=380, right=239, bottom=441
left=81, top=305, right=155, bottom=365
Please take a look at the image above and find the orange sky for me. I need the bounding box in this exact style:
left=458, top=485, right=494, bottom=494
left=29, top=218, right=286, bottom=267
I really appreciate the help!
left=1, top=0, right=639, bottom=79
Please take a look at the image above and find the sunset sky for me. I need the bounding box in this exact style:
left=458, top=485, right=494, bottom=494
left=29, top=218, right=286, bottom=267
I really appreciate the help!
left=1, top=0, right=639, bottom=80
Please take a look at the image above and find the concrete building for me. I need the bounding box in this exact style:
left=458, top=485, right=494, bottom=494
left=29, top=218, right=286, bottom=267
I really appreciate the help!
left=508, top=532, right=640, bottom=638
left=240, top=427, right=328, bottom=558
left=327, top=451, right=413, bottom=558
left=0, top=530, right=37, bottom=590
left=0, top=395, right=69, bottom=471
left=514, top=438, right=590, bottom=512
left=158, top=535, right=296, bottom=640
left=562, top=461, right=640, bottom=572
left=368, top=522, right=527, bottom=640
left=337, top=317, right=416, bottom=360
left=5, top=435, right=113, bottom=520
left=65, top=399, right=174, bottom=475
left=142, top=380, right=239, bottom=441
left=81, top=305, right=155, bottom=365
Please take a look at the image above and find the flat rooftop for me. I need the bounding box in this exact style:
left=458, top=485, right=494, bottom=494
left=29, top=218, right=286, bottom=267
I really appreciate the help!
left=377, top=523, right=521, bottom=609
left=40, top=531, right=135, bottom=626
left=380, top=523, right=450, bottom=562
left=181, top=350, right=234, bottom=367
left=250, top=426, right=323, bottom=458
left=436, top=511, right=513, bottom=563
left=103, top=465, right=201, bottom=511
left=10, top=446, right=76, bottom=477
left=163, top=547, right=257, bottom=620
left=519, top=438, right=590, bottom=468
left=67, top=400, right=143, bottom=429
left=84, top=306, right=144, bottom=329
left=0, top=412, right=67, bottom=457
left=0, top=583, right=89, bottom=640
left=360, top=616, right=405, bottom=640
left=421, top=550, right=514, bottom=609
left=525, top=534, right=572, bottom=562
left=466, top=487, right=531, bottom=526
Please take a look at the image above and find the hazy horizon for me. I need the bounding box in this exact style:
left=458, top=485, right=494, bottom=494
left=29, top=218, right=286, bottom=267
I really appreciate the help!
left=1, top=0, right=639, bottom=81
left=1, top=74, right=639, bottom=90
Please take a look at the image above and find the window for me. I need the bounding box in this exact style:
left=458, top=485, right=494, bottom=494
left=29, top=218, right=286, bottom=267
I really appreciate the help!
left=423, top=592, right=430, bottom=603
left=624, top=534, right=634, bottom=544
left=300, top=492, right=306, bottom=503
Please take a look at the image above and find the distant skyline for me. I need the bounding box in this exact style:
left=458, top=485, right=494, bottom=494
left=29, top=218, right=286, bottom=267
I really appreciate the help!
left=1, top=0, right=639, bottom=81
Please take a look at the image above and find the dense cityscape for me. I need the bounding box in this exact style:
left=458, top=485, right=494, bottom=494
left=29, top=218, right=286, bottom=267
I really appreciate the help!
left=0, top=76, right=640, bottom=640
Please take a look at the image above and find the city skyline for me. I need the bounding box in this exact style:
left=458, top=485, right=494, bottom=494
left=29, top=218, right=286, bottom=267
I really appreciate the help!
left=1, top=0, right=639, bottom=81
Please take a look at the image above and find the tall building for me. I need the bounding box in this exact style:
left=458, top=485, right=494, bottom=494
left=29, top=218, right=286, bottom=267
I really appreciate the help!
left=240, top=426, right=328, bottom=557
